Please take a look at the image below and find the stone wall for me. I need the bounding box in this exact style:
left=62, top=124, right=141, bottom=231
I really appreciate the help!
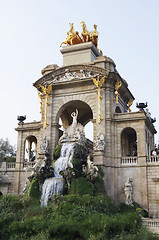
left=0, top=162, right=16, bottom=194
left=147, top=162, right=159, bottom=218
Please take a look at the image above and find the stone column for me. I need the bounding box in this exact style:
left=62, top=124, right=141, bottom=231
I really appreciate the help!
left=137, top=123, right=147, bottom=165
left=51, top=123, right=61, bottom=150
left=137, top=124, right=148, bottom=209
left=14, top=129, right=23, bottom=194
left=93, top=81, right=106, bottom=166
left=105, top=80, right=113, bottom=164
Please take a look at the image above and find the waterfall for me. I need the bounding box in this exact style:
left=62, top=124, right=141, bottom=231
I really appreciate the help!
left=40, top=143, right=74, bottom=206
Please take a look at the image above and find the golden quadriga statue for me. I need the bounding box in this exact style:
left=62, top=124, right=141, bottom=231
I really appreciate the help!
left=60, top=22, right=99, bottom=49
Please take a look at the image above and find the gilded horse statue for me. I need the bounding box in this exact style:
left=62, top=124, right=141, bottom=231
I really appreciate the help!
left=60, top=23, right=83, bottom=47
left=90, top=24, right=98, bottom=48
left=60, top=22, right=99, bottom=50
left=80, top=21, right=91, bottom=42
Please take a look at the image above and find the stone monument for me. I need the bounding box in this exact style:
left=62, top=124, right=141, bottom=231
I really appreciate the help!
left=0, top=21, right=158, bottom=218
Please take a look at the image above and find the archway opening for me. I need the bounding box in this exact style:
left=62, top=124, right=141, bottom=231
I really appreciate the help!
left=58, top=100, right=93, bottom=142
left=24, top=136, right=37, bottom=162
left=121, top=128, right=137, bottom=157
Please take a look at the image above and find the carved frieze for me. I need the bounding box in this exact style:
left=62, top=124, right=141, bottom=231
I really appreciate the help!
left=33, top=65, right=110, bottom=89
left=50, top=69, right=97, bottom=84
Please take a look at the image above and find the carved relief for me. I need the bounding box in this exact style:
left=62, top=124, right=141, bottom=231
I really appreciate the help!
left=50, top=69, right=98, bottom=84
left=40, top=136, right=49, bottom=154
left=94, top=133, right=105, bottom=151
left=33, top=65, right=109, bottom=89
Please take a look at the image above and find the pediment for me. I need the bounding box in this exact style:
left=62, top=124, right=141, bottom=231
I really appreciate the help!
left=33, top=64, right=109, bottom=89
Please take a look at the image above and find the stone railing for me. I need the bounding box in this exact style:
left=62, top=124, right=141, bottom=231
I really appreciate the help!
left=23, top=162, right=36, bottom=169
left=142, top=218, right=159, bottom=234
left=146, top=155, right=159, bottom=164
left=7, top=163, right=16, bottom=169
left=121, top=157, right=137, bottom=165
left=0, top=162, right=16, bottom=170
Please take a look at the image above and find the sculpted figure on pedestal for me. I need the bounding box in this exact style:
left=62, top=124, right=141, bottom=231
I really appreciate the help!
left=94, top=133, right=105, bottom=151
left=124, top=178, right=133, bottom=206
left=59, top=109, right=85, bottom=145
left=40, top=136, right=49, bottom=154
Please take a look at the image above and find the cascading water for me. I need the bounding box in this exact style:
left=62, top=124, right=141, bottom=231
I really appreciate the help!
left=40, top=143, right=75, bottom=206
left=41, top=109, right=86, bottom=206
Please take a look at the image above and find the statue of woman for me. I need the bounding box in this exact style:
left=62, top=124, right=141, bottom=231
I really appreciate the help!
left=124, top=178, right=133, bottom=206
left=71, top=109, right=78, bottom=126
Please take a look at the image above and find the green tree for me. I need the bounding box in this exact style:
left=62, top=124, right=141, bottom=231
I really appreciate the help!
left=0, top=138, right=16, bottom=161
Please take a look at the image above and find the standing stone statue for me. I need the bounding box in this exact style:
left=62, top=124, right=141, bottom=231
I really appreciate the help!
left=94, top=133, right=105, bottom=151
left=124, top=178, right=133, bottom=206
left=40, top=136, right=49, bottom=154
left=59, top=109, right=85, bottom=145
left=71, top=109, right=78, bottom=127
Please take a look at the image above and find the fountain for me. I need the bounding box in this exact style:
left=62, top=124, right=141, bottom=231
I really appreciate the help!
left=40, top=109, right=86, bottom=206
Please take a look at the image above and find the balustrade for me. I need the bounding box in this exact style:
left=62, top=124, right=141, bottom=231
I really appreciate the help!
left=146, top=155, right=159, bottom=164
left=121, top=156, right=137, bottom=165
left=7, top=163, right=16, bottom=169
left=0, top=162, right=16, bottom=170
left=142, top=218, right=159, bottom=234
left=23, top=161, right=36, bottom=168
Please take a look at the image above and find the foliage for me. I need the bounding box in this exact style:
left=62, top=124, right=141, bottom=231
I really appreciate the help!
left=136, top=207, right=149, bottom=218
left=70, top=144, right=87, bottom=178
left=0, top=195, right=29, bottom=240
left=93, top=166, right=106, bottom=195
left=0, top=138, right=16, bottom=161
left=119, top=202, right=136, bottom=213
left=73, top=143, right=88, bottom=161
left=53, top=144, right=62, bottom=160
left=5, top=156, right=16, bottom=162
left=1, top=143, right=156, bottom=239
left=0, top=193, right=158, bottom=240
left=25, top=178, right=40, bottom=201
left=68, top=177, right=94, bottom=195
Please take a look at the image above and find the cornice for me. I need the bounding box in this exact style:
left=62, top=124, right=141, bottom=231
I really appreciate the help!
left=15, top=121, right=42, bottom=132
left=33, top=64, right=111, bottom=89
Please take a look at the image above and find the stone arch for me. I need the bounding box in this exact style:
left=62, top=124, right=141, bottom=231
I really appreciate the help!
left=54, top=94, right=96, bottom=125
left=55, top=99, right=94, bottom=127
left=54, top=99, right=94, bottom=144
left=56, top=100, right=94, bottom=127
left=121, top=127, right=137, bottom=157
left=24, top=135, right=37, bottom=162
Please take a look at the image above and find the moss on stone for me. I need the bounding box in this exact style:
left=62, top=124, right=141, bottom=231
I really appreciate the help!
left=53, top=144, right=62, bottom=161
left=68, top=177, right=94, bottom=196
left=25, top=178, right=40, bottom=201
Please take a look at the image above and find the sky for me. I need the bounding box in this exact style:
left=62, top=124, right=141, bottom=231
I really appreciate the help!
left=0, top=0, right=159, bottom=147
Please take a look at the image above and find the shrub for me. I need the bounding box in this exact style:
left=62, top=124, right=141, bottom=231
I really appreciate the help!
left=0, top=194, right=24, bottom=213
left=6, top=156, right=16, bottom=162
left=25, top=178, right=40, bottom=201
left=68, top=177, right=94, bottom=196
left=104, top=212, right=141, bottom=238
left=119, top=202, right=136, bottom=213
left=9, top=215, right=48, bottom=239
left=53, top=144, right=62, bottom=160
left=0, top=193, right=155, bottom=240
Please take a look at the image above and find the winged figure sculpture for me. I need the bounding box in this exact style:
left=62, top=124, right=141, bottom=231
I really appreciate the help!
left=92, top=76, right=105, bottom=88
left=40, top=84, right=52, bottom=95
